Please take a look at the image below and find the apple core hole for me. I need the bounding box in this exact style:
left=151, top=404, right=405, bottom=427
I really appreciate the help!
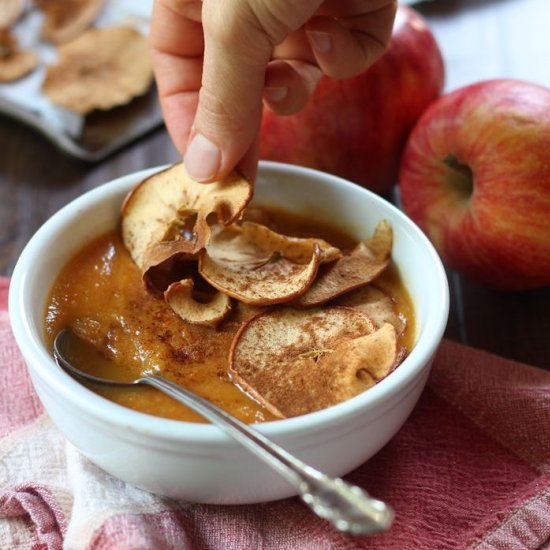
left=443, top=154, right=474, bottom=200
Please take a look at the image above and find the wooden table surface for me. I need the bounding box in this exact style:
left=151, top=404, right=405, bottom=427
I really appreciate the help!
left=0, top=0, right=549, bottom=370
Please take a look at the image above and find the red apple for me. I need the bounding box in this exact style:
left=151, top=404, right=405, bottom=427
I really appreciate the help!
left=399, top=79, right=550, bottom=291
left=259, top=6, right=444, bottom=196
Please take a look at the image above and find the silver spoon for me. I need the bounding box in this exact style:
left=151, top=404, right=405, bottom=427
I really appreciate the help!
left=53, top=328, right=394, bottom=536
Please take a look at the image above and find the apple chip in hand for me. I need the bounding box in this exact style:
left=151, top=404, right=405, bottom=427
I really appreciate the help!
left=199, top=222, right=334, bottom=305
left=121, top=163, right=253, bottom=290
left=230, top=307, right=397, bottom=418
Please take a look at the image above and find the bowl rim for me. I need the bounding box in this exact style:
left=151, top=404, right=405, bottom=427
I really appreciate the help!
left=8, top=161, right=449, bottom=444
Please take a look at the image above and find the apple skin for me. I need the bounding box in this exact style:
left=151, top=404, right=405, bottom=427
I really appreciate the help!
left=258, top=6, right=445, bottom=196
left=399, top=79, right=550, bottom=291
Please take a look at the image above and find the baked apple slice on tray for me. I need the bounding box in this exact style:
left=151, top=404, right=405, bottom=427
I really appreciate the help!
left=0, top=30, right=38, bottom=82
left=230, top=307, right=398, bottom=418
left=0, top=0, right=26, bottom=29
left=37, top=0, right=104, bottom=44
left=42, top=26, right=153, bottom=114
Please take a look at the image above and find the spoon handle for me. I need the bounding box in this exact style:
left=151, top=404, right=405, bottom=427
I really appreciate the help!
left=143, top=374, right=393, bottom=535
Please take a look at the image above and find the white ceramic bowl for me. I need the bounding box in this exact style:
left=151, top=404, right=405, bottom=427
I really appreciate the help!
left=9, top=162, right=449, bottom=504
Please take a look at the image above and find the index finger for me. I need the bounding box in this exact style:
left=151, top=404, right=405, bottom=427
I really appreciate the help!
left=189, top=0, right=325, bottom=181
left=150, top=0, right=205, bottom=153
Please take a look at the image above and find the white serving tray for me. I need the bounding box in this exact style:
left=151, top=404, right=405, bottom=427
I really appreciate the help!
left=0, top=0, right=162, bottom=161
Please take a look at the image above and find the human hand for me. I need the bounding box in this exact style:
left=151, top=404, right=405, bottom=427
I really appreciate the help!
left=150, top=0, right=397, bottom=183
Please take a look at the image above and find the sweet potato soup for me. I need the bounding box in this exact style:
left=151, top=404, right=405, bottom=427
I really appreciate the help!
left=45, top=206, right=416, bottom=424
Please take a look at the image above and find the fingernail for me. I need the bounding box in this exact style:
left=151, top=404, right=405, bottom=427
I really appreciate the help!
left=306, top=30, right=332, bottom=54
left=184, top=133, right=221, bottom=182
left=264, top=86, right=288, bottom=103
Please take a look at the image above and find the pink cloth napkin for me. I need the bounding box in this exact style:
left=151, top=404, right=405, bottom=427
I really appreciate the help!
left=1, top=276, right=549, bottom=550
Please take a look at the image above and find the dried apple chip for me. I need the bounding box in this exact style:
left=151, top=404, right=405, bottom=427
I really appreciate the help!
left=230, top=307, right=397, bottom=418
left=336, top=285, right=406, bottom=336
left=37, top=0, right=104, bottom=44
left=200, top=246, right=321, bottom=306
left=238, top=222, right=341, bottom=264
left=198, top=221, right=337, bottom=305
left=42, top=26, right=152, bottom=114
left=121, top=164, right=252, bottom=287
left=165, top=279, right=232, bottom=327
left=122, top=163, right=252, bottom=267
left=203, top=221, right=339, bottom=266
left=295, top=220, right=393, bottom=307
left=0, top=0, right=25, bottom=29
left=0, top=30, right=38, bottom=82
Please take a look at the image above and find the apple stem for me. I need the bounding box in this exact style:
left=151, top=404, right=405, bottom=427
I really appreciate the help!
left=443, top=154, right=474, bottom=199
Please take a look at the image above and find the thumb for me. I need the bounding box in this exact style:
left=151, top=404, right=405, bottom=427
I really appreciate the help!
left=184, top=0, right=322, bottom=182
